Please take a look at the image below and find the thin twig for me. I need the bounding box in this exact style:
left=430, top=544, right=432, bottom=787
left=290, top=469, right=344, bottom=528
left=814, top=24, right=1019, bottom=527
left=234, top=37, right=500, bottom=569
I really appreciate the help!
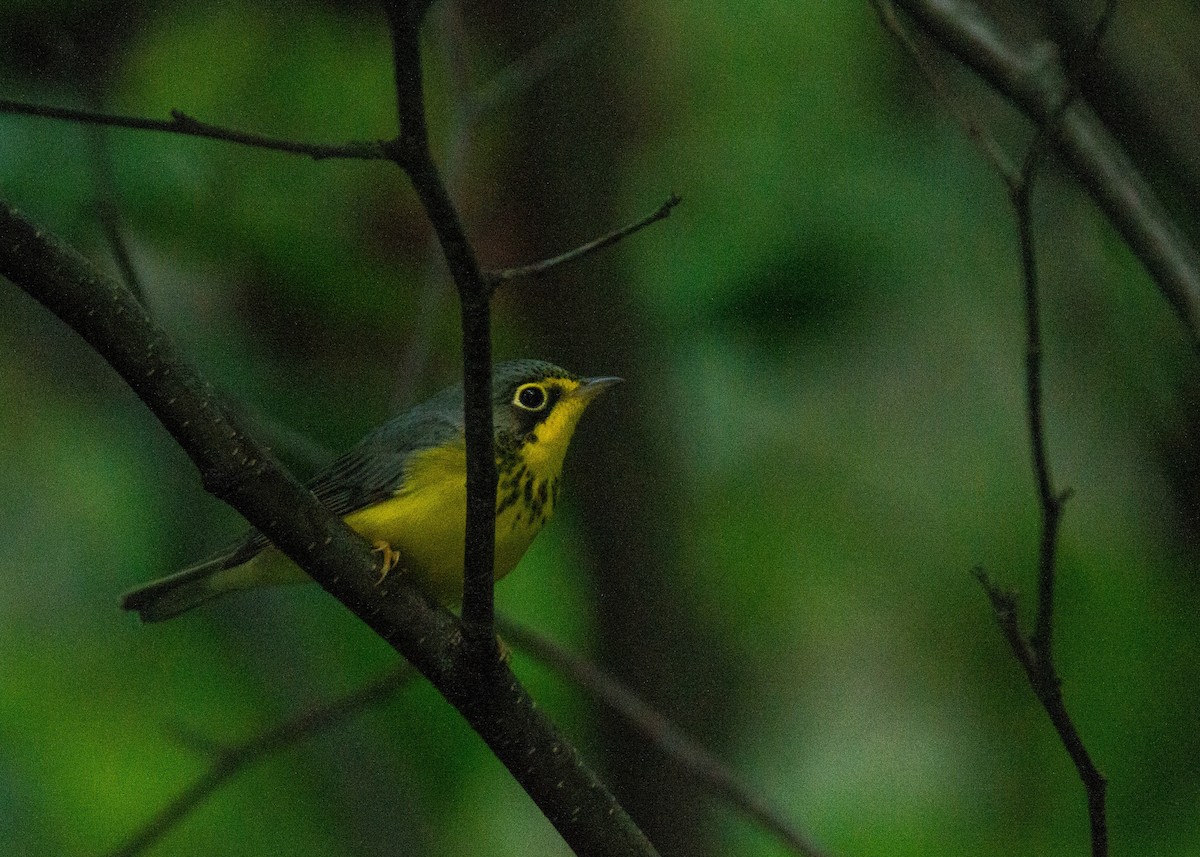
left=498, top=617, right=832, bottom=857
left=937, top=3, right=1111, bottom=853
left=102, top=666, right=415, bottom=857
left=1009, top=155, right=1070, bottom=658
left=878, top=1, right=1114, bottom=852
left=486, top=194, right=682, bottom=289
left=391, top=10, right=585, bottom=405
left=973, top=569, right=1108, bottom=855
left=0, top=99, right=389, bottom=160
left=1006, top=10, right=1110, bottom=852
left=870, top=0, right=1017, bottom=181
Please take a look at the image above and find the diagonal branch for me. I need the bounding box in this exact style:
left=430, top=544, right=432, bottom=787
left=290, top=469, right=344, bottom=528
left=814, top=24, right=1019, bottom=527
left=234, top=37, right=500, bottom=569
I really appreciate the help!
left=106, top=618, right=832, bottom=857
left=0, top=197, right=654, bottom=857
left=498, top=618, right=833, bottom=857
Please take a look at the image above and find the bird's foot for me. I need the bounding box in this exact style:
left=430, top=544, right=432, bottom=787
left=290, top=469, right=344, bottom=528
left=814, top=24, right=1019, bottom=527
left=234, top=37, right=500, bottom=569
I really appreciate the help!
left=372, top=540, right=402, bottom=584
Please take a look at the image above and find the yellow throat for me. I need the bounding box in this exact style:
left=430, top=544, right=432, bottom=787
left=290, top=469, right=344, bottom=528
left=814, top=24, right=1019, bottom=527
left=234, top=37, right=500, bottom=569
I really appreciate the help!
left=342, top=374, right=616, bottom=602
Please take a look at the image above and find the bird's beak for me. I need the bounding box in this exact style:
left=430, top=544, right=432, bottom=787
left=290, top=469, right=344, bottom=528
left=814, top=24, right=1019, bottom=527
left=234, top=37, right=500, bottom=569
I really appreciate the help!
left=573, top=375, right=624, bottom=403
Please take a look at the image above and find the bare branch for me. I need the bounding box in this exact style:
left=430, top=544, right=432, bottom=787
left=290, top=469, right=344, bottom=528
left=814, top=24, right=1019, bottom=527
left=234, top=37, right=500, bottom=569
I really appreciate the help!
left=880, top=3, right=1116, bottom=852
left=487, top=194, right=682, bottom=289
left=105, top=617, right=831, bottom=857
left=1003, top=11, right=1110, bottom=852
left=890, top=0, right=1200, bottom=352
left=1007, top=150, right=1107, bottom=857
left=0, top=98, right=389, bottom=160
left=1008, top=162, right=1070, bottom=659
left=973, top=569, right=1108, bottom=856
left=499, top=617, right=833, bottom=857
left=102, top=667, right=415, bottom=857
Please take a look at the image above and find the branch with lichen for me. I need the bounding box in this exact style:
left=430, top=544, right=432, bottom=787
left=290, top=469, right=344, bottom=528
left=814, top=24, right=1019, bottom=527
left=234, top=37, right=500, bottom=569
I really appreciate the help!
left=0, top=4, right=666, bottom=852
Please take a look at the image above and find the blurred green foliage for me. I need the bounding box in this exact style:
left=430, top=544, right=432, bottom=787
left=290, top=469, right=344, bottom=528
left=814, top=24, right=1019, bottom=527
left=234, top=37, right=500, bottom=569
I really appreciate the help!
left=1, top=1, right=1198, bottom=856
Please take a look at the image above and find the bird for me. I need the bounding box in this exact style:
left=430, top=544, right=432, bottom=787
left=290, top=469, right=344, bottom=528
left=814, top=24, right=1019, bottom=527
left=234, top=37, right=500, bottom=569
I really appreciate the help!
left=120, top=359, right=620, bottom=622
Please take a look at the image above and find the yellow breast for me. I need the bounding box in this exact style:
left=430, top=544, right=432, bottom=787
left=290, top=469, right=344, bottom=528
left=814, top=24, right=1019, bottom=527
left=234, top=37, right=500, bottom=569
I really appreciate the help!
left=341, top=440, right=561, bottom=603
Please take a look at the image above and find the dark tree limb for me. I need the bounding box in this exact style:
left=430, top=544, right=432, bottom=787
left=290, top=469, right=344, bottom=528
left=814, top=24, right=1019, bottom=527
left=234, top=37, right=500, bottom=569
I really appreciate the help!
left=0, top=203, right=655, bottom=857
left=3, top=5, right=669, bottom=853
left=889, top=0, right=1200, bottom=352
left=380, top=2, right=497, bottom=657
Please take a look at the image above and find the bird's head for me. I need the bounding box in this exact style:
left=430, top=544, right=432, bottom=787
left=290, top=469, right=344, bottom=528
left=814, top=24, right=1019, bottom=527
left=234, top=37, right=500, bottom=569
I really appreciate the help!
left=491, top=359, right=621, bottom=473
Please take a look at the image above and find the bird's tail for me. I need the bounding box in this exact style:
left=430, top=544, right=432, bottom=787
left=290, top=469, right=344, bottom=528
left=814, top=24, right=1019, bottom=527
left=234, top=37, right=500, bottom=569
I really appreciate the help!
left=120, top=551, right=277, bottom=622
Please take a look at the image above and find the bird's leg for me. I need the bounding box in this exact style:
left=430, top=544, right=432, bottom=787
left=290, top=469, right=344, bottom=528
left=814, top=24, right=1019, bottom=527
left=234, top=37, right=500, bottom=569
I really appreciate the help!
left=450, top=625, right=511, bottom=663
left=496, top=635, right=512, bottom=664
left=372, top=540, right=403, bottom=584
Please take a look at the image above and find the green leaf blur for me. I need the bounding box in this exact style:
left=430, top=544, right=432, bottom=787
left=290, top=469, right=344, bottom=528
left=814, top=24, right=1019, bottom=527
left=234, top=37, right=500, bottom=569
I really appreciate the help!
left=1, top=1, right=1197, bottom=856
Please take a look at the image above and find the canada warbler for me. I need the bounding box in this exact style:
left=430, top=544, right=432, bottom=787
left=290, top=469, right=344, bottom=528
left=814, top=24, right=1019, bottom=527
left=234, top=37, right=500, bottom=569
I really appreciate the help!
left=121, top=359, right=620, bottom=622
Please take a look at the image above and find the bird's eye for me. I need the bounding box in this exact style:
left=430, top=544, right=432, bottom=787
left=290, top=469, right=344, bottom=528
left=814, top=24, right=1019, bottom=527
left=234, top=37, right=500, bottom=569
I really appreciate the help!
left=515, top=384, right=548, bottom=411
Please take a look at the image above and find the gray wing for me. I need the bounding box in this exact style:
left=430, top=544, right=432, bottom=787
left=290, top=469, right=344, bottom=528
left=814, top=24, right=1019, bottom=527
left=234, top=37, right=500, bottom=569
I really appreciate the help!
left=224, top=385, right=464, bottom=565
left=309, top=384, right=464, bottom=517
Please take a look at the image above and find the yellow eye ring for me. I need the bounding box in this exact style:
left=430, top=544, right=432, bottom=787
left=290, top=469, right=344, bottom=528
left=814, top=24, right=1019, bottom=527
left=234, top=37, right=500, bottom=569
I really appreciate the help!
left=514, top=383, right=548, bottom=411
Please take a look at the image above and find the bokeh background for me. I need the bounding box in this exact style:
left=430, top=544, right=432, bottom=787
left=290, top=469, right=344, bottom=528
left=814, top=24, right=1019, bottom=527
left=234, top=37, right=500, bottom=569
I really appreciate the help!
left=2, top=1, right=1198, bottom=855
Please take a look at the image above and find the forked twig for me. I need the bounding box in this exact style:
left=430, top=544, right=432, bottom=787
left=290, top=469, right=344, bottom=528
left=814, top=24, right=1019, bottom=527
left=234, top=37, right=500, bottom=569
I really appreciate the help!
left=102, top=666, right=415, bottom=857
left=980, top=147, right=1107, bottom=856
left=876, top=3, right=1114, bottom=854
